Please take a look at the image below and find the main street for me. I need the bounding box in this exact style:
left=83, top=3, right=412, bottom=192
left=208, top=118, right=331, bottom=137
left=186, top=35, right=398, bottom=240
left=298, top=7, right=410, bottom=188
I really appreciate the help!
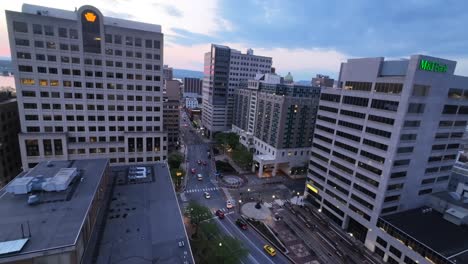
left=179, top=109, right=290, bottom=264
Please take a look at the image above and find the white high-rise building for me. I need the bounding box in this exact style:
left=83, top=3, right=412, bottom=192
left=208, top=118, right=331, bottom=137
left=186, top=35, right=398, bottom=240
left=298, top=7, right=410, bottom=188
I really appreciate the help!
left=201, top=44, right=272, bottom=138
left=305, top=55, right=468, bottom=262
left=6, top=4, right=167, bottom=170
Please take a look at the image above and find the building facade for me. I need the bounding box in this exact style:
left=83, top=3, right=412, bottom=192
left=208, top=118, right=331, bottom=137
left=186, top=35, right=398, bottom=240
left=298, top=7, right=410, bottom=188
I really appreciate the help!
left=164, top=80, right=181, bottom=151
left=0, top=98, right=21, bottom=187
left=6, top=4, right=167, bottom=170
left=312, top=74, right=334, bottom=87
left=202, top=44, right=272, bottom=138
left=185, top=97, right=199, bottom=109
left=163, top=64, right=173, bottom=82
left=304, top=55, right=468, bottom=263
left=232, top=73, right=320, bottom=178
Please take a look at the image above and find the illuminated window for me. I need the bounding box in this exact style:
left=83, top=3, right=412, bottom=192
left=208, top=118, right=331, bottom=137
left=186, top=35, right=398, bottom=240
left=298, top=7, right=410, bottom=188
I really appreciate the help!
left=39, top=80, right=48, bottom=86
left=50, top=80, right=59, bottom=86
left=21, top=78, right=35, bottom=85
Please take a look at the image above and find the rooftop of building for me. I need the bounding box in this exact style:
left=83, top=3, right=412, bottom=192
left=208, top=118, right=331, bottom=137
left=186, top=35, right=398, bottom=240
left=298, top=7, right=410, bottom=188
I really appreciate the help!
left=0, top=159, right=108, bottom=259
left=93, top=163, right=193, bottom=264
left=381, top=207, right=468, bottom=261
left=0, top=98, right=16, bottom=105
left=12, top=4, right=161, bottom=33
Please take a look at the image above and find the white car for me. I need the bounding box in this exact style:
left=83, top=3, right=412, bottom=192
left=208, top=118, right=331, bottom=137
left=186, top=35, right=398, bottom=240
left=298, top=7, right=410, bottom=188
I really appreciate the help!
left=226, top=200, right=233, bottom=209
left=204, top=192, right=211, bottom=199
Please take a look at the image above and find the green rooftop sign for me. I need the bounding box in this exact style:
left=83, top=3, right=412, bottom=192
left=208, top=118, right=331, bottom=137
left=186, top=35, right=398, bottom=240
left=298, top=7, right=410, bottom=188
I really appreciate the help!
left=419, top=59, right=447, bottom=73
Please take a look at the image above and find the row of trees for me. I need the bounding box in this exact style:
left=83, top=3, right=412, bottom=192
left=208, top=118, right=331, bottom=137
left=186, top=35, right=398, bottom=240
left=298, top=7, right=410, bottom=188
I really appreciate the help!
left=168, top=152, right=185, bottom=189
left=187, top=201, right=248, bottom=263
left=214, top=132, right=253, bottom=170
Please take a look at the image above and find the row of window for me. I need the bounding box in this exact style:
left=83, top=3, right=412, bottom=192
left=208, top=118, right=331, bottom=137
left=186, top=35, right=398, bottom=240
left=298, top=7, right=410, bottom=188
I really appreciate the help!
left=21, top=78, right=162, bottom=91
left=25, top=125, right=162, bottom=133
left=13, top=21, right=161, bottom=49
left=18, top=65, right=162, bottom=81
left=22, top=90, right=162, bottom=102
left=25, top=114, right=162, bottom=122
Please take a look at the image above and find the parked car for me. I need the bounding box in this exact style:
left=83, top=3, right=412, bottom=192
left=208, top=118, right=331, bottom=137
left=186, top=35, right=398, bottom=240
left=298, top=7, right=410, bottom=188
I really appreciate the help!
left=215, top=210, right=225, bottom=219
left=236, top=219, right=248, bottom=230
left=226, top=200, right=233, bottom=209
left=263, top=245, right=276, bottom=256
left=204, top=192, right=211, bottom=199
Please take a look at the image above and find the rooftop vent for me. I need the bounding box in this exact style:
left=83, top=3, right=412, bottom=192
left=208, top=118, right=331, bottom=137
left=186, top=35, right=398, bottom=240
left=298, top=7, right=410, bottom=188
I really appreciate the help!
left=6, top=168, right=78, bottom=195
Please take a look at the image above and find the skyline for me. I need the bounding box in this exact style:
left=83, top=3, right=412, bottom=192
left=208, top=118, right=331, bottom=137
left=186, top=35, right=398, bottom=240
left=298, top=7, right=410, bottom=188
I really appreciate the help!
left=1, top=0, right=468, bottom=80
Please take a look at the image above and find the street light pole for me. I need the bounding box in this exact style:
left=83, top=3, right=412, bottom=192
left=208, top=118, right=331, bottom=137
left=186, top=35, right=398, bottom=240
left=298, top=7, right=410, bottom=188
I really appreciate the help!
left=238, top=199, right=242, bottom=214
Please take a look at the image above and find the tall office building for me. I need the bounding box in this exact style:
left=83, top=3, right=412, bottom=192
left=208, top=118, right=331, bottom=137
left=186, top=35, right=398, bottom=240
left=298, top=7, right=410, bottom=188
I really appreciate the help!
left=164, top=80, right=181, bottom=151
left=312, top=74, right=334, bottom=87
left=232, top=73, right=320, bottom=178
left=6, top=4, right=167, bottom=170
left=304, top=55, right=468, bottom=260
left=0, top=98, right=21, bottom=186
left=163, top=64, right=173, bottom=82
left=201, top=44, right=272, bottom=138
left=183, top=77, right=202, bottom=103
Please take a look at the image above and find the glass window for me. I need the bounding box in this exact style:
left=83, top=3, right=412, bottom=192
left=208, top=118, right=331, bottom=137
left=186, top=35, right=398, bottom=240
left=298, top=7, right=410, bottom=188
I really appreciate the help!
left=114, top=35, right=122, bottom=44
left=15, top=39, right=29, bottom=46
left=59, top=27, right=68, bottom=37
left=105, top=34, right=112, bottom=43
left=44, top=25, right=54, bottom=36
left=33, top=24, right=42, bottom=34
left=13, top=21, right=28, bottom=33
left=70, top=29, right=78, bottom=39
left=125, top=36, right=133, bottom=46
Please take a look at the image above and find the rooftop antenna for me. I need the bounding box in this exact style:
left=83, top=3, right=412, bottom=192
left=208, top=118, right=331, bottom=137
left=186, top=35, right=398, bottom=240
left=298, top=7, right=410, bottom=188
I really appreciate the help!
left=74, top=7, right=77, bottom=12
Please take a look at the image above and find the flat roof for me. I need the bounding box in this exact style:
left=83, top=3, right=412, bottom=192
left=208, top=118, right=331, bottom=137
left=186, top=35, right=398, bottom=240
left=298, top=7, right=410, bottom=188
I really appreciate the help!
left=93, top=163, right=193, bottom=264
left=0, top=159, right=108, bottom=260
left=19, top=4, right=161, bottom=33
left=382, top=207, right=468, bottom=258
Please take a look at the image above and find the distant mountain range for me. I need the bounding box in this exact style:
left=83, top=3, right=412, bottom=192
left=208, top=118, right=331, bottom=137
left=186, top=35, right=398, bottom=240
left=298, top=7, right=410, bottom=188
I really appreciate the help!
left=173, top=69, right=203, bottom=79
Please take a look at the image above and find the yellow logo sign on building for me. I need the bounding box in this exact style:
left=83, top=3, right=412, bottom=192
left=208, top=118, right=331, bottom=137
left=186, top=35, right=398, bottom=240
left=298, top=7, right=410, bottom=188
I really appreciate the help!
left=84, top=12, right=96, bottom=22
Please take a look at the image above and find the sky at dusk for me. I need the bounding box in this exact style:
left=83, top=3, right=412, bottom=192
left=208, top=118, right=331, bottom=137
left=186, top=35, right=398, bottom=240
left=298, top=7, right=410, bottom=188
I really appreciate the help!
left=1, top=0, right=468, bottom=80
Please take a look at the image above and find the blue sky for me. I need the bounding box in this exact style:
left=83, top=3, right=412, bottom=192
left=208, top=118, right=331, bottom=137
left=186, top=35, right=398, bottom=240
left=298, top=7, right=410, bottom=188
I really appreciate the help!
left=1, top=0, right=468, bottom=80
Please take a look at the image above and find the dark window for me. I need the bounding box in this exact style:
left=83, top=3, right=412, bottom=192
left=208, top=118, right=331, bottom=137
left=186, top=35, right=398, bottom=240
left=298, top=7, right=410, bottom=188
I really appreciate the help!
left=365, top=127, right=391, bottom=138
left=15, top=38, right=29, bottom=46
left=44, top=25, right=54, bottom=36
left=403, top=120, right=420, bottom=128
left=13, top=21, right=28, bottom=33
left=320, top=93, right=341, bottom=102
left=340, top=109, right=366, bottom=119
left=19, top=65, right=33, bottom=72
left=33, top=24, right=42, bottom=34
left=81, top=10, right=101, bottom=53
left=59, top=27, right=68, bottom=37
left=371, top=99, right=398, bottom=112
left=343, top=96, right=368, bottom=107
left=374, top=83, right=403, bottom=94
left=442, top=105, right=458, bottom=114
left=368, top=115, right=394, bottom=125
left=344, top=81, right=372, bottom=91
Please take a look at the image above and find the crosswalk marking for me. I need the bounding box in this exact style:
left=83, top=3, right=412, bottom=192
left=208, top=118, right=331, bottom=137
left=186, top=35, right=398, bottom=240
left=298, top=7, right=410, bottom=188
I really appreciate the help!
left=185, top=186, right=219, bottom=193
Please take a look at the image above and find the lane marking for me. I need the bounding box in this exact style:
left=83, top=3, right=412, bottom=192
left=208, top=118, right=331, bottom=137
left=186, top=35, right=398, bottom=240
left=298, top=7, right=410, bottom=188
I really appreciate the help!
left=224, top=217, right=276, bottom=264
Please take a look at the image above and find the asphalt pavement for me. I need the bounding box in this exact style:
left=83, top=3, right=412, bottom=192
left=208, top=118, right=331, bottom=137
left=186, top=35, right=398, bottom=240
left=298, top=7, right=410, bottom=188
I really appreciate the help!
left=179, top=109, right=292, bottom=264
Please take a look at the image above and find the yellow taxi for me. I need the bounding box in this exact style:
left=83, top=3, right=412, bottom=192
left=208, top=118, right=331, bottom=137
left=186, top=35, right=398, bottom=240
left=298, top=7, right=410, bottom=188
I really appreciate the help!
left=263, top=244, right=276, bottom=256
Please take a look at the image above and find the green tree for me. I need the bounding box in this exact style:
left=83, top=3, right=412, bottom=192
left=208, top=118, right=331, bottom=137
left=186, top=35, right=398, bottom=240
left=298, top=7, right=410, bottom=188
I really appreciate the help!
left=187, top=201, right=212, bottom=238
left=170, top=168, right=185, bottom=188
left=214, top=132, right=240, bottom=151
left=232, top=145, right=253, bottom=170
left=168, top=152, right=183, bottom=169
